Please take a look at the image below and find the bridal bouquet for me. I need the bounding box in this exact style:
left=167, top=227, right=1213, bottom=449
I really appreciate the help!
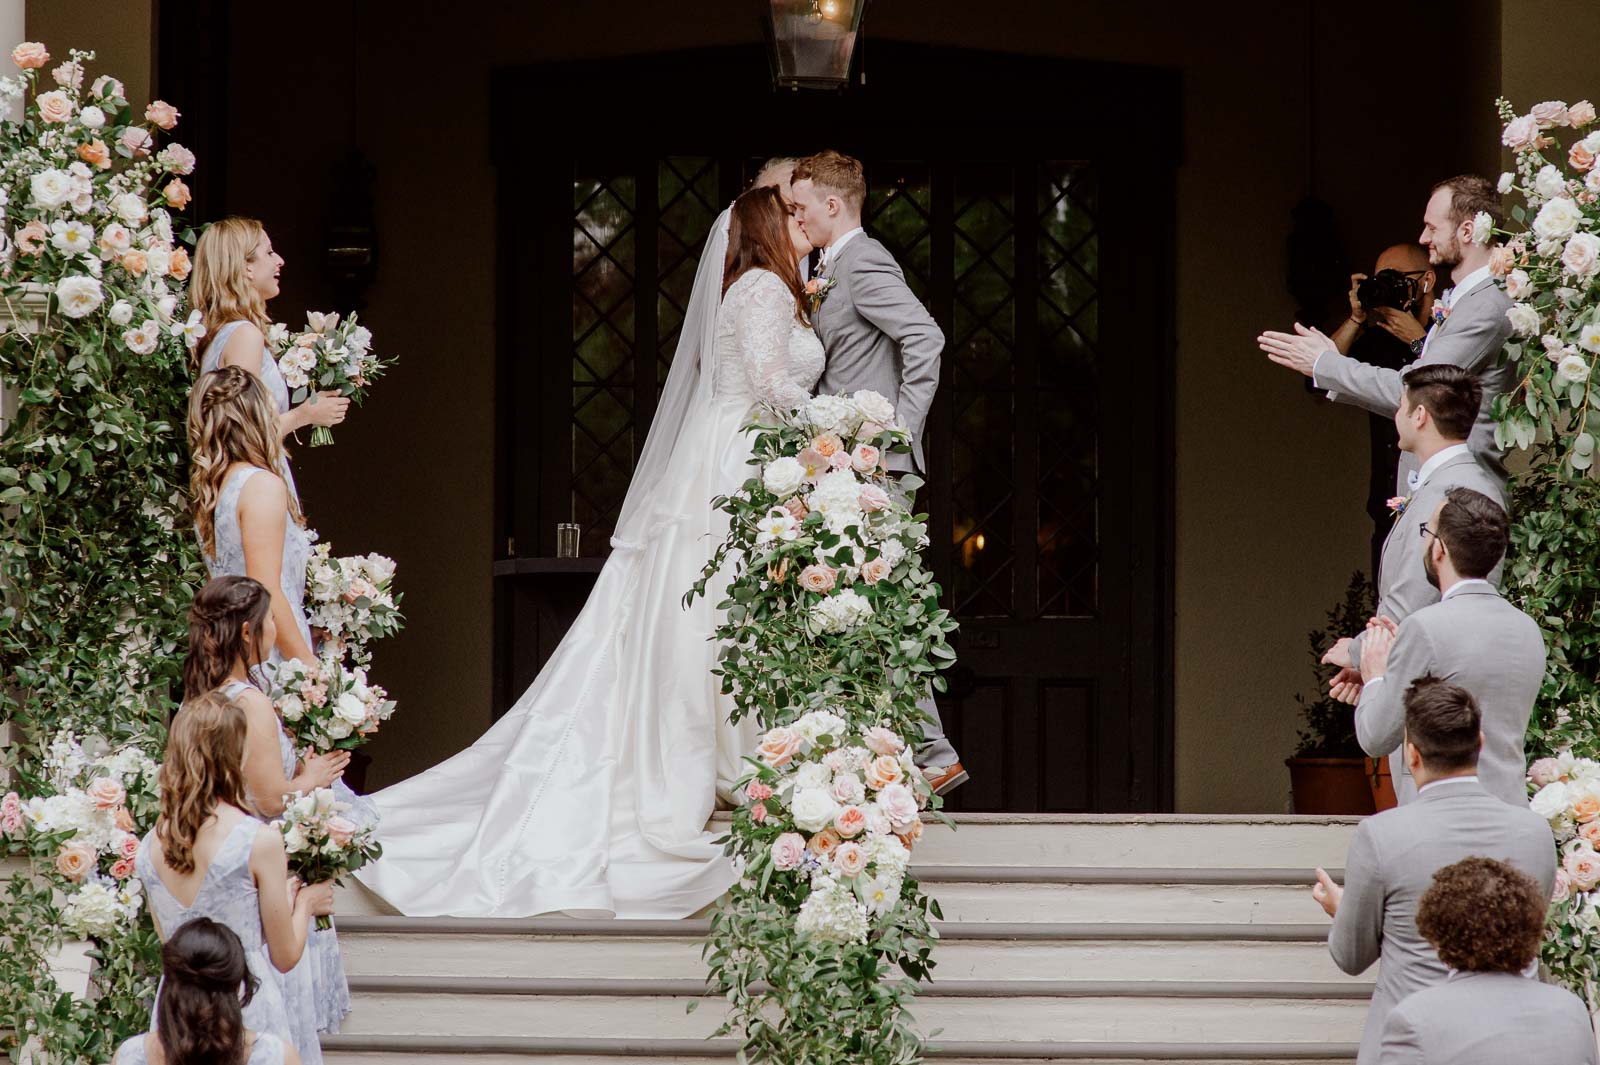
left=268, top=654, right=396, bottom=753
left=305, top=541, right=404, bottom=665
left=1529, top=754, right=1600, bottom=1006
left=272, top=310, right=388, bottom=446
left=273, top=788, right=381, bottom=929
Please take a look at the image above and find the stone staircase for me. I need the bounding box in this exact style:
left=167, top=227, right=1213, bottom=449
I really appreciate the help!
left=323, top=814, right=1365, bottom=1064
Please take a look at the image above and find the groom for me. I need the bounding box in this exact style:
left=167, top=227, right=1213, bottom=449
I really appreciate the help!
left=791, top=150, right=966, bottom=795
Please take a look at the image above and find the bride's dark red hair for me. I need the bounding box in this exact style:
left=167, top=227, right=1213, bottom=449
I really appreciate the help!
left=722, top=185, right=808, bottom=324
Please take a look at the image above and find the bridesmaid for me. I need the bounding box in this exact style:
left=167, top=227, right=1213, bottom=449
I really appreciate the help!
left=137, top=693, right=332, bottom=1064
left=191, top=217, right=349, bottom=455
left=114, top=917, right=304, bottom=1065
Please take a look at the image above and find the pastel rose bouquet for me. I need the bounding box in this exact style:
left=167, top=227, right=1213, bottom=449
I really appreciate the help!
left=1528, top=754, right=1600, bottom=1005
left=272, top=788, right=381, bottom=929
left=305, top=541, right=404, bottom=666
left=268, top=653, right=397, bottom=754
left=272, top=310, right=389, bottom=446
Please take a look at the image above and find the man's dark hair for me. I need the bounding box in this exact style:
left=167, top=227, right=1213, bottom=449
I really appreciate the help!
left=1403, top=675, right=1480, bottom=773
left=1432, top=174, right=1505, bottom=231
left=1402, top=363, right=1481, bottom=440
left=1417, top=857, right=1546, bottom=973
left=1435, top=487, right=1509, bottom=580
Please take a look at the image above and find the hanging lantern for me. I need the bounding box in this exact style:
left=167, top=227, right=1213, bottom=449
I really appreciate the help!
left=764, top=0, right=868, bottom=91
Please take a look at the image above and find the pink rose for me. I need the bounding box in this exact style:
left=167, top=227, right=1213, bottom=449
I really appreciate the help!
left=1580, top=822, right=1600, bottom=848
left=91, top=75, right=124, bottom=99
left=145, top=100, right=180, bottom=130
left=1564, top=850, right=1600, bottom=891
left=745, top=781, right=773, bottom=802
left=1532, top=101, right=1571, bottom=129
left=120, top=127, right=153, bottom=157
left=1562, top=234, right=1600, bottom=279
left=828, top=450, right=852, bottom=471
left=862, top=726, right=905, bottom=756
left=109, top=858, right=136, bottom=880
left=1554, top=868, right=1573, bottom=904
left=863, top=754, right=903, bottom=791
left=830, top=772, right=865, bottom=805
left=0, top=792, right=23, bottom=836
left=87, top=777, right=126, bottom=810
left=163, top=179, right=192, bottom=209
left=1505, top=269, right=1532, bottom=299
left=1575, top=794, right=1600, bottom=824
left=860, top=558, right=891, bottom=585
left=1488, top=245, right=1517, bottom=278
left=859, top=421, right=884, bottom=439
left=52, top=61, right=83, bottom=88
left=35, top=89, right=73, bottom=124
left=749, top=802, right=768, bottom=823
left=1530, top=758, right=1566, bottom=788
left=55, top=841, right=97, bottom=882
left=850, top=444, right=881, bottom=474
left=812, top=433, right=843, bottom=457
left=1503, top=115, right=1540, bottom=150
left=833, top=805, right=867, bottom=838
left=782, top=495, right=808, bottom=521
left=115, top=831, right=140, bottom=861
left=798, top=564, right=837, bottom=593
left=804, top=278, right=822, bottom=296
left=770, top=832, right=806, bottom=871
left=325, top=816, right=357, bottom=848
left=98, top=223, right=132, bottom=255
left=11, top=42, right=49, bottom=69
left=858, top=483, right=891, bottom=513
left=875, top=783, right=919, bottom=829
left=1571, top=143, right=1598, bottom=173
left=796, top=448, right=829, bottom=482
left=1572, top=101, right=1598, bottom=128
left=832, top=841, right=868, bottom=878
left=758, top=726, right=803, bottom=769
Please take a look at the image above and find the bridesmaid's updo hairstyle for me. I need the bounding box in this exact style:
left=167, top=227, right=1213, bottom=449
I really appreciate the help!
left=190, top=216, right=271, bottom=370
left=723, top=184, right=808, bottom=325
left=184, top=576, right=272, bottom=701
left=188, top=366, right=301, bottom=556
left=156, top=917, right=256, bottom=1065
left=157, top=691, right=251, bottom=876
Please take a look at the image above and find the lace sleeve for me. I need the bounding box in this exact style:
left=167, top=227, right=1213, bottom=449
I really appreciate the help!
left=734, top=272, right=810, bottom=410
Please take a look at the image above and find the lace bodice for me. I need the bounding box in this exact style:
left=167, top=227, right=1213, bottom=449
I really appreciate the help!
left=203, top=466, right=312, bottom=659
left=115, top=1032, right=286, bottom=1065
left=713, top=270, right=824, bottom=409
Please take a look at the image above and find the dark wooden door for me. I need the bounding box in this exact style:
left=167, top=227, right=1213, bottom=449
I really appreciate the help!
left=493, top=45, right=1176, bottom=812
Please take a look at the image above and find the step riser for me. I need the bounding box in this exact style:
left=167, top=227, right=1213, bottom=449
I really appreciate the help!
left=339, top=994, right=1369, bottom=1042
left=325, top=1057, right=1354, bottom=1065
left=338, top=935, right=1365, bottom=983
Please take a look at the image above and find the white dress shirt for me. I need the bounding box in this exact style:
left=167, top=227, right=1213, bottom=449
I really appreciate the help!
left=1407, top=442, right=1470, bottom=491
left=1441, top=577, right=1493, bottom=601
left=1418, top=264, right=1494, bottom=361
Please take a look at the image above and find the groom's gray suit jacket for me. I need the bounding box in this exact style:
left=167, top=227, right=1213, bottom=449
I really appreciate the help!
left=812, top=234, right=943, bottom=472
left=1313, top=277, right=1515, bottom=495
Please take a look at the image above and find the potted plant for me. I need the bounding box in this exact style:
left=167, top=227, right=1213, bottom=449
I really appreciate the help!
left=1287, top=571, right=1390, bottom=814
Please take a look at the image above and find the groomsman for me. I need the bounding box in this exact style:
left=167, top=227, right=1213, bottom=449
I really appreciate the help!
left=1357, top=487, right=1544, bottom=806
left=1310, top=678, right=1555, bottom=1064
left=1322, top=365, right=1506, bottom=697
left=1380, top=857, right=1597, bottom=1064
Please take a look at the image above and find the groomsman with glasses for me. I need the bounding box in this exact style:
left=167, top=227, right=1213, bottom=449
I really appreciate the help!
left=1354, top=487, right=1544, bottom=807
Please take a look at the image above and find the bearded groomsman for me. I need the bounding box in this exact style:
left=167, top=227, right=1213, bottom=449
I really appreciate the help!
left=1355, top=487, right=1544, bottom=806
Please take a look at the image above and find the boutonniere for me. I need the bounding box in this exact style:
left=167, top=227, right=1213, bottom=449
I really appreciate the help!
left=804, top=275, right=836, bottom=316
left=1387, top=495, right=1412, bottom=519
left=1431, top=303, right=1451, bottom=328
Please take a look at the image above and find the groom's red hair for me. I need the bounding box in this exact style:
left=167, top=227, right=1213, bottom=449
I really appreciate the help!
left=793, top=150, right=866, bottom=212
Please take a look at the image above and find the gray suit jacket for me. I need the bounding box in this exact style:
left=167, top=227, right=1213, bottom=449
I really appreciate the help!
left=1356, top=585, right=1545, bottom=807
left=1315, top=278, right=1514, bottom=494
left=1379, top=971, right=1597, bottom=1065
left=1349, top=449, right=1506, bottom=670
left=813, top=234, right=943, bottom=472
left=1328, top=778, right=1556, bottom=1064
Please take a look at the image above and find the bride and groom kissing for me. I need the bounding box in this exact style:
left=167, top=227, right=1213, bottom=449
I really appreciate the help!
left=354, top=150, right=965, bottom=920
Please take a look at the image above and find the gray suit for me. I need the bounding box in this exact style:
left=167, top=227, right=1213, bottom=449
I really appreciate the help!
left=813, top=233, right=943, bottom=473
left=1357, top=585, right=1545, bottom=807
left=1315, top=278, right=1514, bottom=494
left=1349, top=448, right=1506, bottom=670
left=1328, top=778, right=1556, bottom=1064
left=1379, top=971, right=1597, bottom=1065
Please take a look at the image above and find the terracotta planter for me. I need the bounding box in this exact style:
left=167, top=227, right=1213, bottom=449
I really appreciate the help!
left=1286, top=756, right=1377, bottom=815
left=1369, top=756, right=1398, bottom=811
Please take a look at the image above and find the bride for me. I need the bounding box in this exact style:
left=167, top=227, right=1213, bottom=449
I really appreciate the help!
left=356, top=182, right=823, bottom=918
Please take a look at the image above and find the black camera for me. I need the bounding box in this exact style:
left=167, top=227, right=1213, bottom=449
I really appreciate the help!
left=1356, top=269, right=1419, bottom=313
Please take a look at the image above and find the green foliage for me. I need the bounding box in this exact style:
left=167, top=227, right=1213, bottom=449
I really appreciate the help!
left=1292, top=571, right=1374, bottom=758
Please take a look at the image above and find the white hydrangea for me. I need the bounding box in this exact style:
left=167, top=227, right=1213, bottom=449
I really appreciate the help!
left=808, top=469, right=864, bottom=524
left=794, top=762, right=832, bottom=791
left=878, top=539, right=906, bottom=568
left=802, top=394, right=863, bottom=437
left=762, top=455, right=806, bottom=498
left=794, top=709, right=847, bottom=745
left=795, top=874, right=870, bottom=944
left=811, top=589, right=873, bottom=634
left=62, top=877, right=142, bottom=938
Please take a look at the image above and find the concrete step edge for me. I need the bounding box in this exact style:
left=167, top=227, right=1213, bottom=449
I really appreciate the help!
left=913, top=866, right=1342, bottom=885
left=346, top=976, right=1372, bottom=999
left=710, top=813, right=1361, bottom=827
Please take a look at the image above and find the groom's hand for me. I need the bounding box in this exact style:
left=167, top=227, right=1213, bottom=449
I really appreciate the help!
left=1327, top=667, right=1362, bottom=705
left=1311, top=867, right=1343, bottom=918
left=1258, top=323, right=1334, bottom=378
left=1360, top=627, right=1395, bottom=684
left=1321, top=637, right=1356, bottom=670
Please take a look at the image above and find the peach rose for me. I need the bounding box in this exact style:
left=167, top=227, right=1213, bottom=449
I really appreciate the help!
left=749, top=802, right=768, bottom=823
left=812, top=433, right=843, bottom=457
left=114, top=806, right=136, bottom=832
left=833, top=805, right=867, bottom=838
left=120, top=126, right=153, bottom=157
left=746, top=781, right=774, bottom=802
left=325, top=816, right=357, bottom=847
left=862, top=727, right=905, bottom=756
left=864, top=754, right=903, bottom=790
left=858, top=483, right=891, bottom=513
left=767, top=557, right=789, bottom=583
left=145, top=100, right=180, bottom=130
left=121, top=250, right=149, bottom=276
left=758, top=726, right=803, bottom=769
left=77, top=139, right=112, bottom=170
left=109, top=858, right=136, bottom=880
left=87, top=777, right=126, bottom=810
left=832, top=841, right=868, bottom=878
left=55, top=841, right=97, bottom=882
left=169, top=246, right=192, bottom=281
left=804, top=278, right=822, bottom=295
left=782, top=495, right=808, bottom=521
left=898, top=817, right=925, bottom=847
left=1573, top=793, right=1600, bottom=824
left=35, top=89, right=73, bottom=124
left=1580, top=822, right=1600, bottom=848
left=11, top=43, right=49, bottom=70
left=1488, top=245, right=1516, bottom=278
left=1571, top=143, right=1598, bottom=173
left=1566, top=850, right=1600, bottom=891
left=15, top=220, right=47, bottom=256
left=1572, top=101, right=1598, bottom=128
left=1554, top=868, right=1573, bottom=904
left=806, top=827, right=841, bottom=857
left=163, top=178, right=192, bottom=209
left=860, top=558, right=891, bottom=585
left=850, top=444, right=881, bottom=473
left=798, top=564, right=837, bottom=593
left=770, top=832, right=806, bottom=871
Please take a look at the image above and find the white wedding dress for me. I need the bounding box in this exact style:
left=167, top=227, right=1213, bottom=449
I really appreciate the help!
left=356, top=258, right=823, bottom=918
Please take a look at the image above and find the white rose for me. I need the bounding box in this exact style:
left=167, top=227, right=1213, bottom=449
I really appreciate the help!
left=333, top=691, right=368, bottom=726
left=30, top=168, right=73, bottom=209
left=123, top=320, right=160, bottom=356
left=763, top=456, right=806, bottom=497
left=78, top=104, right=106, bottom=129
left=283, top=822, right=311, bottom=853
left=1505, top=270, right=1533, bottom=299
left=363, top=554, right=397, bottom=584
left=156, top=295, right=178, bottom=323
left=55, top=275, right=104, bottom=319
left=112, top=193, right=148, bottom=226
left=791, top=787, right=839, bottom=832
left=1557, top=353, right=1592, bottom=384
left=1498, top=171, right=1514, bottom=194
left=875, top=782, right=920, bottom=829
left=278, top=694, right=305, bottom=723
left=1470, top=211, right=1494, bottom=246
left=1562, top=233, right=1600, bottom=278
left=1534, top=197, right=1584, bottom=240
left=144, top=245, right=173, bottom=278
left=1536, top=165, right=1568, bottom=200
left=851, top=389, right=897, bottom=428
left=1532, top=781, right=1571, bottom=821
left=1539, top=239, right=1566, bottom=260
left=1589, top=171, right=1600, bottom=195
left=326, top=717, right=354, bottom=740
left=107, top=300, right=134, bottom=326
left=1506, top=303, right=1542, bottom=337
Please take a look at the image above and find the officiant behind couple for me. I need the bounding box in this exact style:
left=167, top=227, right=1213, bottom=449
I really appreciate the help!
left=355, top=152, right=964, bottom=920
